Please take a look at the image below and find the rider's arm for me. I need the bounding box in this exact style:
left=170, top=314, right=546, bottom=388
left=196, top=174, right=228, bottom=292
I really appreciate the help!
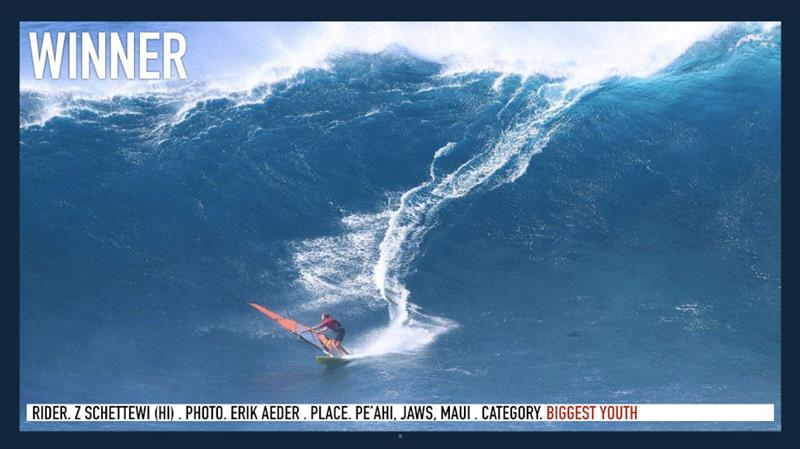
left=306, top=322, right=327, bottom=333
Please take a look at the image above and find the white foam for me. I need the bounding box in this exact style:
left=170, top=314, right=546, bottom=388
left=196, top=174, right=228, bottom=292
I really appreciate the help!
left=293, top=211, right=390, bottom=310
left=733, top=23, right=780, bottom=50
left=347, top=21, right=701, bottom=85
left=350, top=313, right=456, bottom=358
left=19, top=78, right=274, bottom=143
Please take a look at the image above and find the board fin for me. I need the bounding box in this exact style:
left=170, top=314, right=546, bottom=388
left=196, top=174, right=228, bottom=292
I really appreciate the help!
left=315, top=355, right=350, bottom=366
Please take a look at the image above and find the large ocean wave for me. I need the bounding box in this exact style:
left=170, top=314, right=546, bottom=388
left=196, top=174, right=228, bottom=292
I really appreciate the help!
left=20, top=22, right=780, bottom=429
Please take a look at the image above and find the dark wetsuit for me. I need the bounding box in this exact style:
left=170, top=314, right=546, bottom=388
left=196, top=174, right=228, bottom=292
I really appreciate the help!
left=321, top=317, right=345, bottom=342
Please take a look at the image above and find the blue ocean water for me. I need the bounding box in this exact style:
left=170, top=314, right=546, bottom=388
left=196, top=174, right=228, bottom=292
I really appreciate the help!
left=20, top=23, right=780, bottom=431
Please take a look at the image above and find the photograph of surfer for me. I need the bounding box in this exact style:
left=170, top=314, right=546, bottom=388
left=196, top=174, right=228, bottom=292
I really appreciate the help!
left=19, top=20, right=781, bottom=431
left=305, top=313, right=350, bottom=356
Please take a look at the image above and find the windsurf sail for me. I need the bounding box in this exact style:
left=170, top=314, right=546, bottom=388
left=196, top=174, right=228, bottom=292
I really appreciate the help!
left=249, top=303, right=335, bottom=355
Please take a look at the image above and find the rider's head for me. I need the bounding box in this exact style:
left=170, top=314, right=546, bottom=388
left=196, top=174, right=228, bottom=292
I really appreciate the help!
left=321, top=312, right=330, bottom=320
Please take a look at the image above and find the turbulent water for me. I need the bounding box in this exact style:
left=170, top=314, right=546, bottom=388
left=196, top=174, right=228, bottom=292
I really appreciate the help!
left=20, top=23, right=780, bottom=430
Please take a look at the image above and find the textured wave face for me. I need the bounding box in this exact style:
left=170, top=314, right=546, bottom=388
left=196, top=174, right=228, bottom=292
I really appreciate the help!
left=20, top=23, right=780, bottom=430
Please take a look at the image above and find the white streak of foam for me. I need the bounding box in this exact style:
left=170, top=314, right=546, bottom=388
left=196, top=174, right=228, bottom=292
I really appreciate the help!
left=492, top=73, right=510, bottom=93
left=433, top=142, right=457, bottom=159
left=370, top=85, right=585, bottom=333
left=433, top=85, right=588, bottom=199
left=294, top=83, right=590, bottom=358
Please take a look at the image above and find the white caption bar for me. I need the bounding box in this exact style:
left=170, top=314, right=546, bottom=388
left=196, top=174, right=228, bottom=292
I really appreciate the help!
left=26, top=403, right=774, bottom=422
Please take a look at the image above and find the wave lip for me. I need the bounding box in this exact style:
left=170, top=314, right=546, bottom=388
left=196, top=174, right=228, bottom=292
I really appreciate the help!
left=21, top=22, right=756, bottom=95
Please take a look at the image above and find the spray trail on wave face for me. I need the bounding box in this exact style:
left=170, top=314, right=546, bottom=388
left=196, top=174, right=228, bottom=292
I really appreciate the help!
left=293, top=79, right=590, bottom=357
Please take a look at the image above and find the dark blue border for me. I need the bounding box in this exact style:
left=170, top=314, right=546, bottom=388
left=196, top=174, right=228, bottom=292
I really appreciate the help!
left=4, top=1, right=796, bottom=448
